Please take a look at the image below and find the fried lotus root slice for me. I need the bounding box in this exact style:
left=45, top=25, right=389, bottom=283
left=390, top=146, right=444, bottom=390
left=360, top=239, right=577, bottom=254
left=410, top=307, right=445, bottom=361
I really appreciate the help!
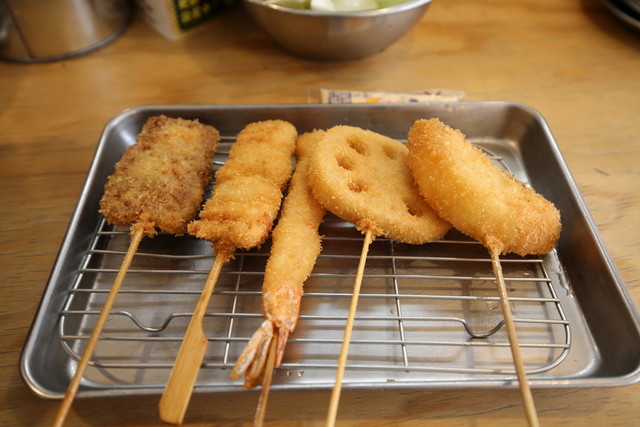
left=407, top=118, right=561, bottom=256
left=307, top=125, right=450, bottom=243
left=99, top=115, right=219, bottom=237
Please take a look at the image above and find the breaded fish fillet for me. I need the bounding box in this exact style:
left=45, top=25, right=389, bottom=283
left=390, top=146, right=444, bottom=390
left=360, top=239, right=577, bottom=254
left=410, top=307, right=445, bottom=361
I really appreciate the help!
left=407, top=118, right=561, bottom=256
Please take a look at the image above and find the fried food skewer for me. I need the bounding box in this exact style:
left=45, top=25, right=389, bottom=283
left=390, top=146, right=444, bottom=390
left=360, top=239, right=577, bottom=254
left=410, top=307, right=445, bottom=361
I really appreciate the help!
left=231, top=131, right=326, bottom=384
left=407, top=118, right=561, bottom=427
left=54, top=227, right=144, bottom=427
left=158, top=250, right=227, bottom=424
left=325, top=227, right=374, bottom=427
left=229, top=130, right=326, bottom=426
left=491, top=247, right=539, bottom=426
left=306, top=126, right=451, bottom=427
left=159, top=120, right=297, bottom=425
left=54, top=116, right=219, bottom=427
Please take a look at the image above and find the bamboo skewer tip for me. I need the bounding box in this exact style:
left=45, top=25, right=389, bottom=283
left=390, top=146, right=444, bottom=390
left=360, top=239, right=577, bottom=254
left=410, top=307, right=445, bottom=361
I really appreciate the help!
left=254, top=336, right=279, bottom=427
left=325, top=229, right=374, bottom=427
left=158, top=250, right=229, bottom=425
left=490, top=250, right=540, bottom=427
left=53, top=226, right=145, bottom=427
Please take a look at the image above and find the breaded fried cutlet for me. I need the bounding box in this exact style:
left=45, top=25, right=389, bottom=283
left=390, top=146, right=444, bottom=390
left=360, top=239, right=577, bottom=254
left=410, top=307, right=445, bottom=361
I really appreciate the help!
left=99, top=115, right=219, bottom=237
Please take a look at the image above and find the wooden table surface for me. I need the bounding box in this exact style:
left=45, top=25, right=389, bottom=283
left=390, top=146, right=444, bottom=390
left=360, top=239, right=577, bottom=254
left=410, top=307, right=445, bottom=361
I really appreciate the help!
left=1, top=0, right=639, bottom=425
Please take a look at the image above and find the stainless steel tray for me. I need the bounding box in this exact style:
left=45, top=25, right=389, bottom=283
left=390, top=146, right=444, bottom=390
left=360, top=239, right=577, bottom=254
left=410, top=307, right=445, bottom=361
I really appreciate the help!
left=20, top=103, right=640, bottom=399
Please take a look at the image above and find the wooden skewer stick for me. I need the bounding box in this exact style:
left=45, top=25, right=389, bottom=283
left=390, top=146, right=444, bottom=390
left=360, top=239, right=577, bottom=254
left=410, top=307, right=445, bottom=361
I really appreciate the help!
left=325, top=229, right=374, bottom=427
left=159, top=249, right=229, bottom=425
left=54, top=225, right=145, bottom=427
left=254, top=335, right=279, bottom=427
left=490, top=249, right=540, bottom=427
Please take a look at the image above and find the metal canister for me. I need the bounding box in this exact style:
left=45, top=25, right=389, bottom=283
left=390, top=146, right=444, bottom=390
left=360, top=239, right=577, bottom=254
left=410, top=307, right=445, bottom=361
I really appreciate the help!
left=0, top=0, right=131, bottom=62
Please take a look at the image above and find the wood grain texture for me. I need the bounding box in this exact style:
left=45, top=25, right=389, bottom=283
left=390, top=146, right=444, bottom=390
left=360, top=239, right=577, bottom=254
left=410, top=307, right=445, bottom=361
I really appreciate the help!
left=1, top=0, right=638, bottom=425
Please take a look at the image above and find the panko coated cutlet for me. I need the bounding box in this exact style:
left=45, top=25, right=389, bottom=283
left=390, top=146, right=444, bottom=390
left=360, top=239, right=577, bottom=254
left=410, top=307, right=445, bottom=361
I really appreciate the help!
left=99, top=115, right=219, bottom=237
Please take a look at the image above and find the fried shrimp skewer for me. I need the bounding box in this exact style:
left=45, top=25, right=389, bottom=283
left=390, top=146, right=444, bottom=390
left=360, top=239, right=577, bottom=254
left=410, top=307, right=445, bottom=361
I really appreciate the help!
left=231, top=131, right=326, bottom=385
left=159, top=120, right=297, bottom=426
left=407, top=118, right=561, bottom=427
left=229, top=130, right=326, bottom=426
left=54, top=116, right=219, bottom=427
left=306, top=126, right=450, bottom=427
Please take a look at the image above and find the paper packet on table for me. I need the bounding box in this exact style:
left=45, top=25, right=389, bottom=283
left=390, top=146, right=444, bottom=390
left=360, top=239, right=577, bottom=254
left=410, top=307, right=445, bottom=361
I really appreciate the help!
left=135, top=0, right=236, bottom=40
left=309, top=88, right=466, bottom=104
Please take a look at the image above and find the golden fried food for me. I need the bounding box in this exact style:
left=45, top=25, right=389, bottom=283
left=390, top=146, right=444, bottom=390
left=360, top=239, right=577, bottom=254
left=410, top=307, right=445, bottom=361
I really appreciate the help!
left=188, top=175, right=285, bottom=254
left=406, top=118, right=561, bottom=256
left=214, top=120, right=298, bottom=190
left=99, top=115, right=219, bottom=237
left=307, top=125, right=450, bottom=243
left=263, top=130, right=326, bottom=346
left=188, top=120, right=297, bottom=256
left=231, top=130, right=326, bottom=388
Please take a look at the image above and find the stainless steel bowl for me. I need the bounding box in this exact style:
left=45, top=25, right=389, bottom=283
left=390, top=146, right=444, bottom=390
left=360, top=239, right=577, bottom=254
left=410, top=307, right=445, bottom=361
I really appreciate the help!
left=242, top=0, right=433, bottom=60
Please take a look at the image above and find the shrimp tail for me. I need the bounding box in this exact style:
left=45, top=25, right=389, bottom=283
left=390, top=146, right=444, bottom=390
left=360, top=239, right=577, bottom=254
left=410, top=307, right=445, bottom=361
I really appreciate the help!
left=230, top=319, right=295, bottom=389
left=230, top=320, right=274, bottom=387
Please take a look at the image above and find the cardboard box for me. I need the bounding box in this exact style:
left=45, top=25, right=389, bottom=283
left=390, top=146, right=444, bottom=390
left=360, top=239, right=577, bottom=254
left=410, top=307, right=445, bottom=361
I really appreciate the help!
left=135, top=0, right=235, bottom=40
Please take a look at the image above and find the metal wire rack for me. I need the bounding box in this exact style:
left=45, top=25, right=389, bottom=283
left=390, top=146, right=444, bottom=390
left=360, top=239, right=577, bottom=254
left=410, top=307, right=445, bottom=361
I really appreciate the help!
left=57, top=137, right=571, bottom=393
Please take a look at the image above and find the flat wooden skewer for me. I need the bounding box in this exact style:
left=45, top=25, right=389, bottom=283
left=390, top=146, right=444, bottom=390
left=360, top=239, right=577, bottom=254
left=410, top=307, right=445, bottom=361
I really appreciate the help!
left=490, top=249, right=540, bottom=427
left=53, top=225, right=145, bottom=427
left=325, top=229, right=374, bottom=427
left=159, top=249, right=229, bottom=425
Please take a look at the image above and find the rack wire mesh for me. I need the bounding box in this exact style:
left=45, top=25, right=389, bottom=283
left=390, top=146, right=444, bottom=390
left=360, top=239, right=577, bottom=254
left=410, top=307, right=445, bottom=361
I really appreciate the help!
left=57, top=136, right=571, bottom=393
